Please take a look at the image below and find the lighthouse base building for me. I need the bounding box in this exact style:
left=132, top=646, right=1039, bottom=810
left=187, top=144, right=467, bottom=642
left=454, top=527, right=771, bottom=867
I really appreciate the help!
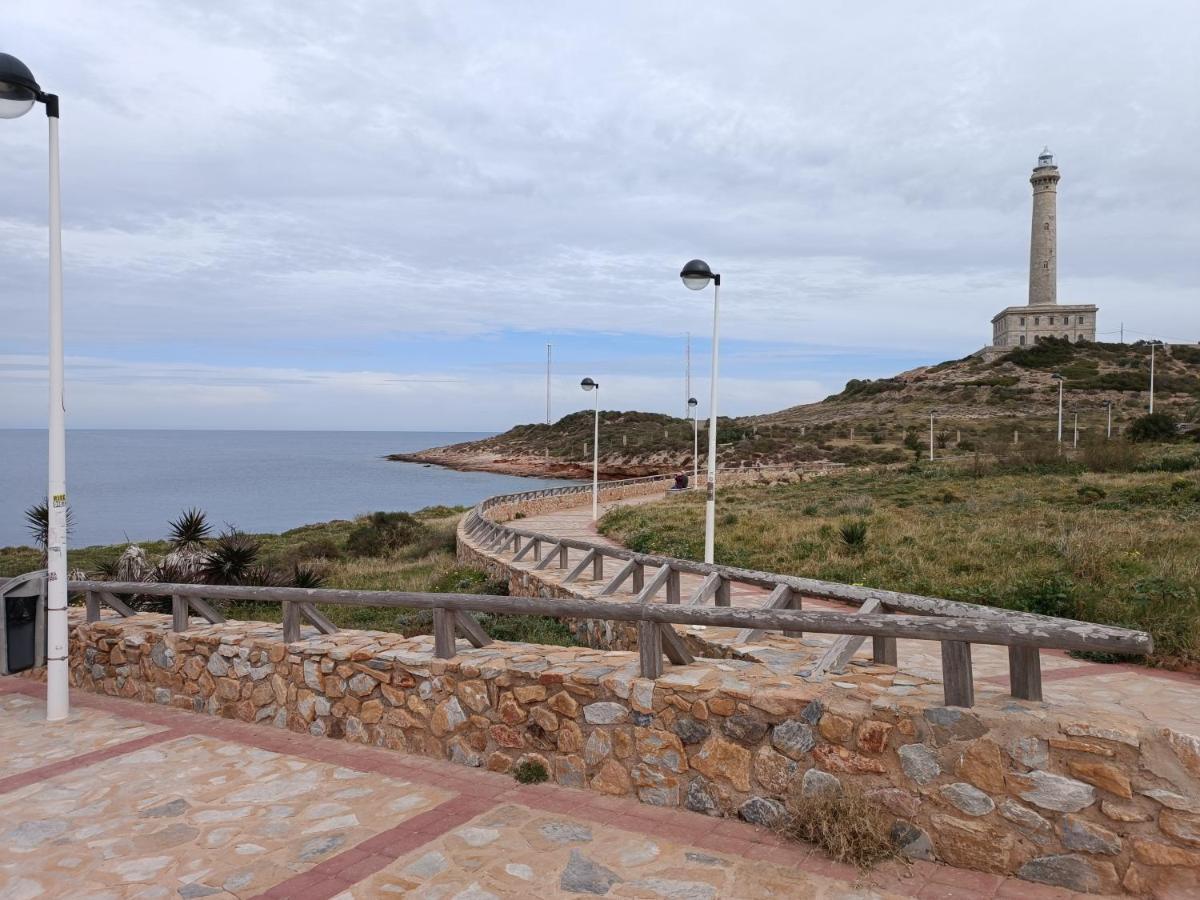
left=988, top=148, right=1098, bottom=350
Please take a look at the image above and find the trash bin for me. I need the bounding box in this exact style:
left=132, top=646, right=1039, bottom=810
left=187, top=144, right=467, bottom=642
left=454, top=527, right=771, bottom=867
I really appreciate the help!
left=0, top=571, right=46, bottom=675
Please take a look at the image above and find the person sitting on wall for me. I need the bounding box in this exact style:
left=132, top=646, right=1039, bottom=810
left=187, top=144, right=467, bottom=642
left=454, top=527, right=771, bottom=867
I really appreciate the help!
left=670, top=472, right=689, bottom=491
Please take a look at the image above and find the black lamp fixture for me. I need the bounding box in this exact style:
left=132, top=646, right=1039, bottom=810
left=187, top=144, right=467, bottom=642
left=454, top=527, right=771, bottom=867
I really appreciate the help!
left=580, top=377, right=597, bottom=391
left=0, top=53, right=57, bottom=118
left=680, top=259, right=719, bottom=290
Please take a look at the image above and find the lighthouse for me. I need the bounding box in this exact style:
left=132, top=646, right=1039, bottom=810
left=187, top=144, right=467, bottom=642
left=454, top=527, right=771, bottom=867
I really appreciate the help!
left=989, top=149, right=1098, bottom=349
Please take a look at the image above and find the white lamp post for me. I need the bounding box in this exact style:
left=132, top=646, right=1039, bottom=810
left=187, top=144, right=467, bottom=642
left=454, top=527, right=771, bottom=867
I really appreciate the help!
left=928, top=411, right=935, bottom=461
left=687, top=397, right=699, bottom=483
left=1072, top=409, right=1079, bottom=448
left=1149, top=341, right=1157, bottom=414
left=2, top=53, right=68, bottom=722
left=680, top=259, right=721, bottom=564
left=1105, top=400, right=1113, bottom=440
left=581, top=378, right=600, bottom=521
left=1051, top=374, right=1065, bottom=443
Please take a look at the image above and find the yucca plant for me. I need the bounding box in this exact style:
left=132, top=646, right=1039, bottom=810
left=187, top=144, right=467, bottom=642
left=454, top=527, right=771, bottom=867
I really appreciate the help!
left=240, top=564, right=286, bottom=587
left=291, top=564, right=326, bottom=589
left=199, top=529, right=261, bottom=585
left=838, top=519, right=869, bottom=551
left=168, top=507, right=211, bottom=549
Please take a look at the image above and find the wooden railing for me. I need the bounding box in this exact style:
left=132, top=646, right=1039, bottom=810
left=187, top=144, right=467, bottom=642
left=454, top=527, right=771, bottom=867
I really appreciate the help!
left=46, top=465, right=1153, bottom=711
left=459, top=474, right=1153, bottom=707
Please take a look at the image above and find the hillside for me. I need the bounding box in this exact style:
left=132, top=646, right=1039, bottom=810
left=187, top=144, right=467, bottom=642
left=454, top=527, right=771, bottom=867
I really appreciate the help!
left=395, top=339, right=1200, bottom=477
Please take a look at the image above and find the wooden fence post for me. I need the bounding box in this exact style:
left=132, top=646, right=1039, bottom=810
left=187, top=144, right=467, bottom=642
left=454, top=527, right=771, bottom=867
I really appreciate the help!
left=171, top=595, right=188, bottom=632
left=433, top=608, right=457, bottom=659
left=85, top=591, right=101, bottom=623
left=872, top=636, right=898, bottom=666
left=592, top=552, right=604, bottom=581
left=637, top=619, right=663, bottom=678
left=282, top=601, right=301, bottom=643
left=1008, top=646, right=1043, bottom=701
left=941, top=641, right=974, bottom=707
left=715, top=577, right=731, bottom=607
left=666, top=568, right=681, bottom=604
left=631, top=563, right=645, bottom=593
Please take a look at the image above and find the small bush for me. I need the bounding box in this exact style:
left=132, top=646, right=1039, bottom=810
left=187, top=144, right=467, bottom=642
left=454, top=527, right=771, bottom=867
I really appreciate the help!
left=839, top=520, right=869, bottom=551
left=1080, top=440, right=1141, bottom=473
left=514, top=760, right=548, bottom=784
left=1128, top=413, right=1179, bottom=443
left=777, top=786, right=898, bottom=871
left=1077, top=484, right=1107, bottom=503
left=346, top=512, right=429, bottom=557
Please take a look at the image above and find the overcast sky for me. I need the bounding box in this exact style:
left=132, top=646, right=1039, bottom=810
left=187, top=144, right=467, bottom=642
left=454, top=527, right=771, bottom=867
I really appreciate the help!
left=2, top=1, right=1197, bottom=431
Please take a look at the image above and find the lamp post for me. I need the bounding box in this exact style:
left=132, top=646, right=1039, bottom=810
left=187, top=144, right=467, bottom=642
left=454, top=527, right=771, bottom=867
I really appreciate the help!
left=581, top=378, right=600, bottom=521
left=1105, top=400, right=1113, bottom=440
left=2, top=53, right=67, bottom=722
left=928, top=411, right=937, bottom=461
left=1051, top=374, right=1065, bottom=443
left=680, top=259, right=721, bottom=564
left=1072, top=409, right=1079, bottom=449
left=687, top=397, right=699, bottom=483
left=1149, top=341, right=1157, bottom=414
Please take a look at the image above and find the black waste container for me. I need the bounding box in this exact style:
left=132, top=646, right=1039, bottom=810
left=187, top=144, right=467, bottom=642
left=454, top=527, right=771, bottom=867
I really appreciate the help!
left=1, top=571, right=46, bottom=675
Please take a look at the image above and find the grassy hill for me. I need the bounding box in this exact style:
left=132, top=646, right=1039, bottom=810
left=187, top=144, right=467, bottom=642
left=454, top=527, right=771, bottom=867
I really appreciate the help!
left=400, top=339, right=1200, bottom=476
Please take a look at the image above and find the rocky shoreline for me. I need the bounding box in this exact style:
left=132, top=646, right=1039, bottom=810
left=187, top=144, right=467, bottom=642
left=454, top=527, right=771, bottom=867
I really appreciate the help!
left=387, top=449, right=670, bottom=481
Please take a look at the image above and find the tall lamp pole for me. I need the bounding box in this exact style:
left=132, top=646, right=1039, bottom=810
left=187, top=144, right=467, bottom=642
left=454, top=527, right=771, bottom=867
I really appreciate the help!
left=1105, top=401, right=1113, bottom=440
left=1072, top=409, right=1079, bottom=449
left=1051, top=374, right=1065, bottom=443
left=581, top=378, right=600, bottom=521
left=1149, top=340, right=1162, bottom=414
left=687, top=397, right=699, bottom=482
left=928, top=411, right=935, bottom=461
left=1, top=53, right=68, bottom=722
left=680, top=260, right=721, bottom=564
left=545, top=343, right=552, bottom=424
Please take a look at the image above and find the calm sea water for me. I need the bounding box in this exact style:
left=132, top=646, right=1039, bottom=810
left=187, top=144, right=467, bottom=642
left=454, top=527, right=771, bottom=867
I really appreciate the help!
left=0, top=430, right=573, bottom=548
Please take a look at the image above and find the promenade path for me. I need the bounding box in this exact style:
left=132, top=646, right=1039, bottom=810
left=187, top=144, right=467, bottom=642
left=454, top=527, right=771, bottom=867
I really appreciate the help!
left=506, top=492, right=1200, bottom=737
left=0, top=678, right=1108, bottom=900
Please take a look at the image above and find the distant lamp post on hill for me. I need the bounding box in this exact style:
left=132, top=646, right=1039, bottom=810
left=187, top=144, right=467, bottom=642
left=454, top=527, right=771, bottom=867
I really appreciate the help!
left=1051, top=374, right=1065, bottom=443
left=1, top=52, right=68, bottom=723
left=1148, top=340, right=1163, bottom=413
left=687, top=397, right=699, bottom=483
left=581, top=378, right=600, bottom=521
left=1105, top=400, right=1114, bottom=440
left=679, top=259, right=721, bottom=564
left=928, top=411, right=936, bottom=461
left=1072, top=409, right=1079, bottom=449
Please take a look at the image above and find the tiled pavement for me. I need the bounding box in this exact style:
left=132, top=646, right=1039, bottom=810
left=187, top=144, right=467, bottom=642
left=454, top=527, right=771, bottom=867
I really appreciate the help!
left=505, top=494, right=1200, bottom=736
left=0, top=678, right=1117, bottom=899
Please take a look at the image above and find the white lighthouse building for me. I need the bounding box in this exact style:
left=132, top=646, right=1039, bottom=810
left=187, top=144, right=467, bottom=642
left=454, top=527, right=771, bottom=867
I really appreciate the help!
left=990, top=149, right=1098, bottom=348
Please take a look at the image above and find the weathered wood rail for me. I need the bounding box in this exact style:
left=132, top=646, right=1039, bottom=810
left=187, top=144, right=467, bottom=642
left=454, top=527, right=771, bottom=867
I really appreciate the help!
left=46, top=466, right=1152, bottom=712
left=457, top=472, right=1153, bottom=707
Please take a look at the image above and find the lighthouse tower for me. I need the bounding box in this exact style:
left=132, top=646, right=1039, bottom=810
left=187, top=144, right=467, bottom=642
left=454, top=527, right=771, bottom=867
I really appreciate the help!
left=989, top=149, right=1098, bottom=349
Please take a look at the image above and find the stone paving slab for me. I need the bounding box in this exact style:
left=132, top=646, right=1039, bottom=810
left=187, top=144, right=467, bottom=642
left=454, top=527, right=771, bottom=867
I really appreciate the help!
left=507, top=495, right=1200, bottom=736
left=0, top=678, right=1119, bottom=899
left=0, top=692, right=167, bottom=779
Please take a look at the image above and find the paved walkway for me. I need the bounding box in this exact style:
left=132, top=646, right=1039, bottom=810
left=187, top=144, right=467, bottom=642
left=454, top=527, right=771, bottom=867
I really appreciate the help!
left=0, top=678, right=1109, bottom=899
left=505, top=493, right=1200, bottom=737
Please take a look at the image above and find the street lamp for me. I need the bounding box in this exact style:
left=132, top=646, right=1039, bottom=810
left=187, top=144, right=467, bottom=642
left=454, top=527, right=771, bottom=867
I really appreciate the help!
left=687, top=397, right=699, bottom=483
left=1105, top=400, right=1113, bottom=440
left=1148, top=340, right=1163, bottom=413
left=2, top=53, right=68, bottom=723
left=581, top=378, right=600, bottom=521
left=928, top=411, right=936, bottom=461
left=1051, top=374, right=1065, bottom=443
left=1072, top=409, right=1079, bottom=449
left=680, top=259, right=721, bottom=564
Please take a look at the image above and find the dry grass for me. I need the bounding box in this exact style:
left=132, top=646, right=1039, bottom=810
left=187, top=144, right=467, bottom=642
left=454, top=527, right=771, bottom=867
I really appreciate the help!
left=778, top=786, right=900, bottom=872
left=600, top=457, right=1200, bottom=668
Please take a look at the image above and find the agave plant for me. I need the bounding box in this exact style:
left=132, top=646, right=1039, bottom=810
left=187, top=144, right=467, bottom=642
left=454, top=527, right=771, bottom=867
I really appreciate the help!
left=168, top=508, right=211, bottom=549
left=116, top=544, right=151, bottom=582
left=291, top=564, right=326, bottom=589
left=199, top=529, right=261, bottom=585
left=23, top=500, right=74, bottom=551
left=240, top=564, right=286, bottom=587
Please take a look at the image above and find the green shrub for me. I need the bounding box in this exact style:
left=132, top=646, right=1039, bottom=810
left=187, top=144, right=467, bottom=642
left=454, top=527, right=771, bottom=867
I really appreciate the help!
left=346, top=511, right=429, bottom=557
left=838, top=520, right=869, bottom=551
left=1080, top=440, right=1141, bottom=473
left=1128, top=413, right=1179, bottom=443
left=514, top=760, right=549, bottom=784
left=1076, top=484, right=1107, bottom=503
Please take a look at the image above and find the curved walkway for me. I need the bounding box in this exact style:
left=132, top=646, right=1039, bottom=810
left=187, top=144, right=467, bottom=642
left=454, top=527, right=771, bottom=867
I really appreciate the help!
left=502, top=489, right=1200, bottom=737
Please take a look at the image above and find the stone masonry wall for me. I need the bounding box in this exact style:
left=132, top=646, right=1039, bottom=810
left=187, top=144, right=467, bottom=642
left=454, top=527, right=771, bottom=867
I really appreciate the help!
left=67, top=613, right=1200, bottom=897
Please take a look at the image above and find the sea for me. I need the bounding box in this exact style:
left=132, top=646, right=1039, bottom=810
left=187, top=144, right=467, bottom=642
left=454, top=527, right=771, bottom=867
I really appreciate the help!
left=0, top=430, right=573, bottom=549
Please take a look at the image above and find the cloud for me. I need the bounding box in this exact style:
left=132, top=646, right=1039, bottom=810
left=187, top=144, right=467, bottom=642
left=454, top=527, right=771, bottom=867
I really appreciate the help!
left=1, top=1, right=1197, bottom=428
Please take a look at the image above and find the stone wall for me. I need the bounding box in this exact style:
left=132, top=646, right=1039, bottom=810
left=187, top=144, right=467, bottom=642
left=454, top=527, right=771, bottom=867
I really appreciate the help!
left=67, top=613, right=1200, bottom=896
